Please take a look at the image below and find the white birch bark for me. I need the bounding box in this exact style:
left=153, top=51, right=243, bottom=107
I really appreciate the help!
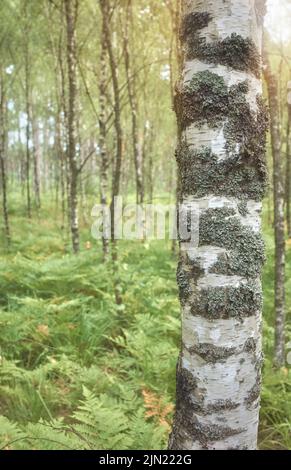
left=169, top=0, right=267, bottom=450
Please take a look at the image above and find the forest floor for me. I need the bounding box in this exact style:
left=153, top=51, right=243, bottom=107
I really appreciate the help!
left=0, top=194, right=290, bottom=450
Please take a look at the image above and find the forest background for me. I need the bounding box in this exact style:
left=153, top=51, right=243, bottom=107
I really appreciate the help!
left=0, top=0, right=291, bottom=450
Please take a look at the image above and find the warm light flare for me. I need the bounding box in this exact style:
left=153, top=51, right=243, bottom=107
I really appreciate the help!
left=266, top=0, right=291, bottom=43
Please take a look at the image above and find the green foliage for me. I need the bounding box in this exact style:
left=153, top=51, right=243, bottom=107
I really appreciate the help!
left=0, top=201, right=290, bottom=450
left=0, top=199, right=178, bottom=449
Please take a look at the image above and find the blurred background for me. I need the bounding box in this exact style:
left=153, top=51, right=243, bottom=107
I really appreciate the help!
left=0, top=0, right=290, bottom=450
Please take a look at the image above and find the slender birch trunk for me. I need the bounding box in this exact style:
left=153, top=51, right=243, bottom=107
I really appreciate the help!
left=100, top=0, right=123, bottom=304
left=168, top=0, right=182, bottom=255
left=18, top=123, right=26, bottom=197
left=57, top=25, right=71, bottom=239
left=24, top=6, right=32, bottom=219
left=64, top=0, right=80, bottom=254
left=0, top=71, right=11, bottom=246
left=99, top=10, right=110, bottom=261
left=264, top=54, right=286, bottom=368
left=48, top=3, right=68, bottom=231
left=55, top=111, right=66, bottom=229
left=169, top=0, right=268, bottom=450
left=32, top=112, right=41, bottom=210
left=145, top=123, right=154, bottom=204
left=286, top=81, right=291, bottom=239
left=124, top=0, right=144, bottom=205
left=100, top=0, right=123, bottom=216
left=42, top=120, right=49, bottom=194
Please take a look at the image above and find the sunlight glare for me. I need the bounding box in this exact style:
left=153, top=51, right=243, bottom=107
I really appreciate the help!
left=265, top=0, right=291, bottom=43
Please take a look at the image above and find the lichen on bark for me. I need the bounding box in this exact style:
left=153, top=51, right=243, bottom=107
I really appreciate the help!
left=175, top=76, right=268, bottom=203
left=192, top=282, right=263, bottom=320
left=175, top=76, right=268, bottom=160
left=180, top=11, right=212, bottom=41
left=175, top=71, right=229, bottom=130
left=177, top=257, right=203, bottom=306
left=181, top=10, right=261, bottom=77
left=199, top=208, right=266, bottom=278
left=224, top=84, right=268, bottom=168
left=176, top=140, right=268, bottom=200
left=191, top=34, right=261, bottom=77
left=170, top=0, right=267, bottom=451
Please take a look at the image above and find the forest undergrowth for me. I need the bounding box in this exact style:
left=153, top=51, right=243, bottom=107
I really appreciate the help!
left=0, top=194, right=290, bottom=450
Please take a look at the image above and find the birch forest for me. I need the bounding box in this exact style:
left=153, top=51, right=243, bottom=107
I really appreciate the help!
left=0, top=0, right=291, bottom=451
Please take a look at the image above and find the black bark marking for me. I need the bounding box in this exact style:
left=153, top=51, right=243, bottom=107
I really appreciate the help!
left=187, top=343, right=237, bottom=363
left=180, top=12, right=212, bottom=40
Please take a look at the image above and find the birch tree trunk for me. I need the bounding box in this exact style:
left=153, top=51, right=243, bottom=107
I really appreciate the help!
left=57, top=23, right=71, bottom=239
left=64, top=0, right=80, bottom=254
left=100, top=0, right=123, bottom=304
left=56, top=111, right=66, bottom=230
left=169, top=0, right=268, bottom=450
left=101, top=0, right=123, bottom=214
left=24, top=4, right=32, bottom=219
left=99, top=9, right=110, bottom=261
left=32, top=112, right=41, bottom=210
left=264, top=54, right=286, bottom=368
left=286, top=81, right=291, bottom=239
left=0, top=70, right=11, bottom=246
left=168, top=0, right=182, bottom=255
left=124, top=0, right=144, bottom=205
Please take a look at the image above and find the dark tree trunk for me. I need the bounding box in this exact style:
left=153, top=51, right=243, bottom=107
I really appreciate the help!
left=264, top=54, right=286, bottom=368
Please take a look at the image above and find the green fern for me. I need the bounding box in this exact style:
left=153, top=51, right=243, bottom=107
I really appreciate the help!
left=72, top=387, right=133, bottom=450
